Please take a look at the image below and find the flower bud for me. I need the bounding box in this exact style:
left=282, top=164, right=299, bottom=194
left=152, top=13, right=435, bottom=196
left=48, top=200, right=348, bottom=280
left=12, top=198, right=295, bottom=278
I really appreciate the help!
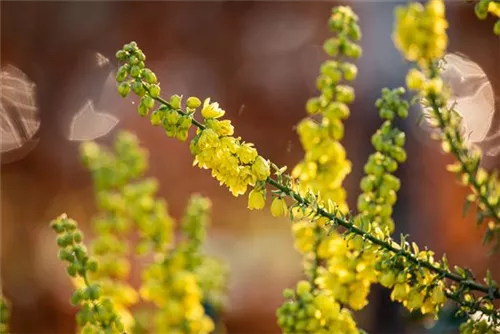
left=248, top=189, right=266, bottom=210
left=117, top=82, right=131, bottom=98
left=169, top=94, right=182, bottom=109
left=149, top=84, right=160, bottom=98
left=186, top=97, right=201, bottom=109
left=271, top=197, right=288, bottom=217
left=142, top=69, right=157, bottom=84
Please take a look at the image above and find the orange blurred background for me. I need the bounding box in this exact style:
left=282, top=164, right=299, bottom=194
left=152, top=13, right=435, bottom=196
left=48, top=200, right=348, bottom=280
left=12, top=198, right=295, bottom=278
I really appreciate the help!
left=1, top=1, right=499, bottom=333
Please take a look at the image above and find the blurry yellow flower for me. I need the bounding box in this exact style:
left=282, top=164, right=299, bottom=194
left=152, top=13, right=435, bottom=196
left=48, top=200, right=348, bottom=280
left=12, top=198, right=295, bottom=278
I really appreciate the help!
left=271, top=197, right=288, bottom=217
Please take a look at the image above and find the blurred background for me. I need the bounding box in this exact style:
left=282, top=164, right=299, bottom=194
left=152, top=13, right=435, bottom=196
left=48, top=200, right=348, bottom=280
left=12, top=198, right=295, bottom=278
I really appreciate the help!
left=1, top=1, right=499, bottom=333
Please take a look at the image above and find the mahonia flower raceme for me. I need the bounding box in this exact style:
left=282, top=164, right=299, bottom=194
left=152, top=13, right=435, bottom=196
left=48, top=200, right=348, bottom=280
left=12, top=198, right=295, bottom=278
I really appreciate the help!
left=276, top=280, right=359, bottom=334
left=393, top=0, right=448, bottom=68
left=397, top=0, right=500, bottom=249
left=51, top=214, right=126, bottom=334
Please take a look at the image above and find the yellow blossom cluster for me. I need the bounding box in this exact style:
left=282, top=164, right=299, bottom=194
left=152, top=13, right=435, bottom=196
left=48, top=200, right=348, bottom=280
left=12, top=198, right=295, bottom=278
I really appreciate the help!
left=191, top=119, right=271, bottom=197
left=139, top=196, right=218, bottom=334
left=115, top=42, right=271, bottom=198
left=276, top=280, right=358, bottom=334
left=292, top=7, right=361, bottom=211
left=80, top=132, right=178, bottom=332
left=280, top=5, right=363, bottom=331
left=393, top=0, right=448, bottom=68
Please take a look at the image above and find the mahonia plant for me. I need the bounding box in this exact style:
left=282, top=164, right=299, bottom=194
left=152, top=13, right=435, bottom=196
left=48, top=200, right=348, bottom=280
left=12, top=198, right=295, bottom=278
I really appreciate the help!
left=50, top=132, right=227, bottom=334
left=113, top=1, right=500, bottom=330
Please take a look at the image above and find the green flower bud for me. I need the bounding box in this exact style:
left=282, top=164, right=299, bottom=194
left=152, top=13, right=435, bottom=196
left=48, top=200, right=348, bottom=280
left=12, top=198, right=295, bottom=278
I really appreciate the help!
left=73, top=231, right=83, bottom=243
left=149, top=85, right=160, bottom=98
left=379, top=108, right=394, bottom=120
left=136, top=50, right=146, bottom=61
left=345, top=42, right=362, bottom=59
left=179, top=116, right=192, bottom=129
left=87, top=284, right=101, bottom=300
left=169, top=94, right=182, bottom=109
left=475, top=1, right=489, bottom=19
left=306, top=97, right=321, bottom=114
left=323, top=38, right=339, bottom=56
left=117, top=82, right=131, bottom=98
left=141, top=95, right=155, bottom=109
left=123, top=42, right=137, bottom=52
left=137, top=61, right=145, bottom=69
left=115, top=50, right=128, bottom=61
left=176, top=129, right=189, bottom=142
left=56, top=235, right=67, bottom=247
left=342, top=63, right=358, bottom=81
left=164, top=125, right=176, bottom=138
left=67, top=264, right=78, bottom=277
left=495, top=20, right=500, bottom=35
left=129, top=55, right=139, bottom=65
left=348, top=23, right=362, bottom=41
left=138, top=103, right=149, bottom=117
left=115, top=68, right=128, bottom=83
left=186, top=97, right=201, bottom=109
left=336, top=85, right=355, bottom=103
left=394, top=132, right=405, bottom=147
left=397, top=106, right=408, bottom=119
left=150, top=109, right=164, bottom=126
left=165, top=109, right=180, bottom=125
left=132, top=81, right=146, bottom=97
left=58, top=249, right=73, bottom=262
left=71, top=290, right=83, bottom=306
left=142, top=69, right=157, bottom=84
left=129, top=65, right=142, bottom=78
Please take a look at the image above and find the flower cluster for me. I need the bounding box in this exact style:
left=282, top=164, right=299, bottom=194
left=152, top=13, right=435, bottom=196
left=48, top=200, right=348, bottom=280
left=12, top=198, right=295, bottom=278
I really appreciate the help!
left=293, top=5, right=361, bottom=212
left=115, top=43, right=271, bottom=198
left=279, top=6, right=364, bottom=331
left=475, top=0, right=500, bottom=35
left=312, top=88, right=409, bottom=312
left=397, top=0, right=500, bottom=249
left=393, top=0, right=448, bottom=68
left=81, top=132, right=174, bottom=331
left=0, top=296, right=9, bottom=334
left=357, top=87, right=408, bottom=235
left=51, top=214, right=125, bottom=334
left=276, top=280, right=358, bottom=334
left=377, top=242, right=447, bottom=315
left=139, top=195, right=220, bottom=334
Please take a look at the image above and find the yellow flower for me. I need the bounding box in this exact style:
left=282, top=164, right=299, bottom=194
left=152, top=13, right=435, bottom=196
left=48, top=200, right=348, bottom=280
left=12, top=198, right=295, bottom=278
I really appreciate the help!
left=238, top=143, right=258, bottom=164
left=197, top=129, right=219, bottom=150
left=201, top=98, right=225, bottom=119
left=247, top=189, right=266, bottom=210
left=251, top=156, right=271, bottom=180
left=271, top=197, right=288, bottom=217
left=405, top=68, right=426, bottom=91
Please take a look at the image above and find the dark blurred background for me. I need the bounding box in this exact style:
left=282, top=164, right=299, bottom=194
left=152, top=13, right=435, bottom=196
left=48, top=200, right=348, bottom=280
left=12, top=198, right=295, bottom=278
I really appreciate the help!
left=1, top=1, right=499, bottom=333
